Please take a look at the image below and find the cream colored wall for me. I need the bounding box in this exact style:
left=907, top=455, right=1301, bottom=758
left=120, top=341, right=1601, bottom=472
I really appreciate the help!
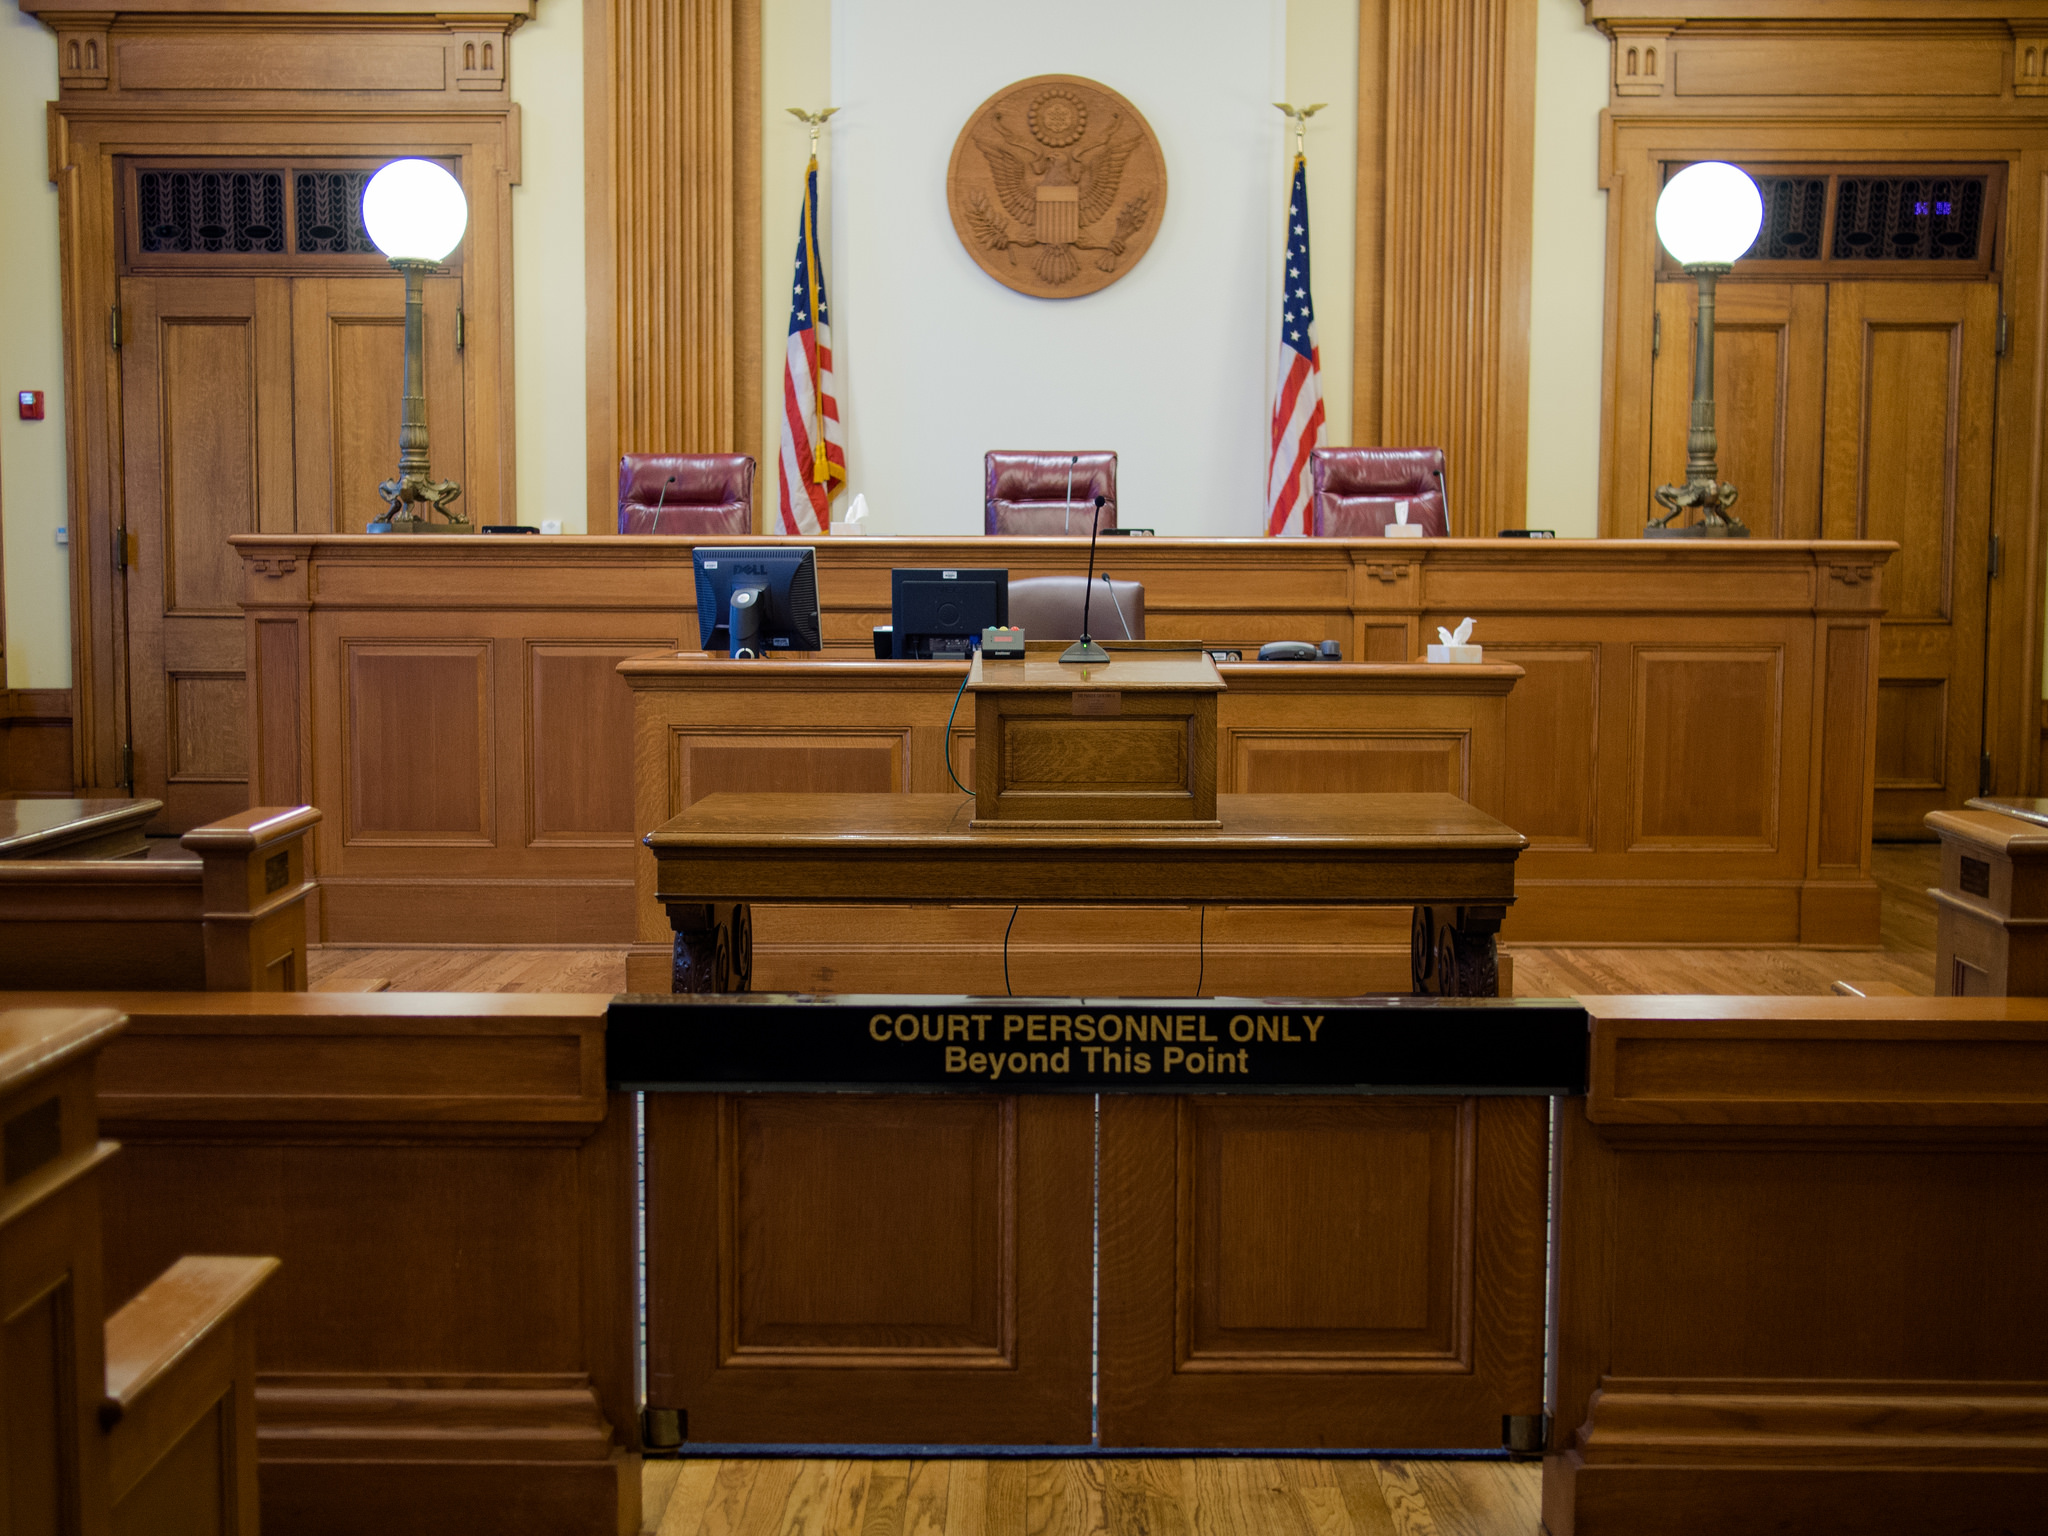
left=1523, top=0, right=1610, bottom=538
left=760, top=0, right=833, bottom=529
left=0, top=3, right=70, bottom=687
left=1284, top=0, right=1357, bottom=448
left=510, top=0, right=588, bottom=533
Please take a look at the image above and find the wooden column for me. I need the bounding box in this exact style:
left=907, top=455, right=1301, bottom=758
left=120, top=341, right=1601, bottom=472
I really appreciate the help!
left=1360, top=0, right=1537, bottom=535
left=585, top=0, right=761, bottom=529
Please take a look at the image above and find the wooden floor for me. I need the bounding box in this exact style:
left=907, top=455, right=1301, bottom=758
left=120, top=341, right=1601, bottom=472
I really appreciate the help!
left=640, top=1456, right=1538, bottom=1536
left=301, top=845, right=1942, bottom=1536
left=308, top=843, right=1942, bottom=998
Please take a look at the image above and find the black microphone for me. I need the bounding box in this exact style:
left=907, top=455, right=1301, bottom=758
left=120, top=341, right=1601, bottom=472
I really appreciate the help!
left=1099, top=571, right=1134, bottom=638
left=654, top=473, right=676, bottom=521
left=1062, top=453, right=1078, bottom=535
left=1061, top=493, right=1111, bottom=664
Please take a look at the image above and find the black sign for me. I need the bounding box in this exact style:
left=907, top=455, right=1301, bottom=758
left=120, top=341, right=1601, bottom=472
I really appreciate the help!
left=607, top=994, right=1587, bottom=1096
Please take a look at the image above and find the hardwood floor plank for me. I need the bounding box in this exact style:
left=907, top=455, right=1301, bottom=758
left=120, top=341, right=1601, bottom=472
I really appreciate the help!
left=1101, top=1458, right=1193, bottom=1536
left=654, top=1460, right=728, bottom=1536
left=1372, top=1462, right=1540, bottom=1536
left=1330, top=1462, right=1401, bottom=1536
left=705, top=1459, right=806, bottom=1536
left=1023, top=1459, right=1105, bottom=1536
left=903, top=1460, right=954, bottom=1536
left=1187, top=1458, right=1317, bottom=1536
left=981, top=1460, right=1028, bottom=1536
left=860, top=1462, right=913, bottom=1536
left=643, top=1460, right=685, bottom=1535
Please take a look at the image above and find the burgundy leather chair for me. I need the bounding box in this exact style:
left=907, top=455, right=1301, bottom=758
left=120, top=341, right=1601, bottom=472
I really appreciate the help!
left=1007, top=576, right=1145, bottom=641
left=617, top=454, right=755, bottom=535
left=985, top=451, right=1118, bottom=535
left=1310, top=447, right=1449, bottom=537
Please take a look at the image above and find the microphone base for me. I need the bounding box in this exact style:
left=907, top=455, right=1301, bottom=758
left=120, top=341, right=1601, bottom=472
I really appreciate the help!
left=1059, top=639, right=1111, bottom=665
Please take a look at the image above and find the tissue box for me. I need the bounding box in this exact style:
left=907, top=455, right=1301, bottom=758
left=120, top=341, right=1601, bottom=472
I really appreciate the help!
left=829, top=520, right=865, bottom=536
left=1382, top=522, right=1425, bottom=538
left=1426, top=644, right=1482, bottom=664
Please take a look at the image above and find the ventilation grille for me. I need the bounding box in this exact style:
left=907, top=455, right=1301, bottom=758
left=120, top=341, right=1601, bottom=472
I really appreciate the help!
left=295, top=171, right=380, bottom=255
left=136, top=170, right=286, bottom=255
left=1744, top=176, right=1827, bottom=261
left=1833, top=175, right=1987, bottom=261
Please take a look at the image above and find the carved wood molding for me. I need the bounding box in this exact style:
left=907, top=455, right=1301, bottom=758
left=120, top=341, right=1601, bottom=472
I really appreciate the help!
left=1363, top=0, right=1537, bottom=537
left=584, top=0, right=762, bottom=532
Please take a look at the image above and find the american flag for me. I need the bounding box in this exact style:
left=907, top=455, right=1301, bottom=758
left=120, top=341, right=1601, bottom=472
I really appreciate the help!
left=778, top=155, right=845, bottom=534
left=1265, top=153, right=1325, bottom=536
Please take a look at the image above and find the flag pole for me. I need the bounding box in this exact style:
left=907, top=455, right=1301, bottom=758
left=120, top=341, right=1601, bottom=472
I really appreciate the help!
left=787, top=108, right=839, bottom=494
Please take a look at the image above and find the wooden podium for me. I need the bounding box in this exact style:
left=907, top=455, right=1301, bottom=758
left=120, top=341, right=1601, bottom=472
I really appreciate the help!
left=967, top=645, right=1222, bottom=826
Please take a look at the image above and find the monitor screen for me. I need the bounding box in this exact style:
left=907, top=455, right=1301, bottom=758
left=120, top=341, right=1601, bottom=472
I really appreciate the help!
left=693, top=547, right=822, bottom=656
left=890, top=568, right=1008, bottom=659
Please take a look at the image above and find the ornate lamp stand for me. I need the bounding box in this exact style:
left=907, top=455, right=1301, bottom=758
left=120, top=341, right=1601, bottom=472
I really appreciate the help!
left=372, top=256, right=465, bottom=532
left=1646, top=261, right=1747, bottom=538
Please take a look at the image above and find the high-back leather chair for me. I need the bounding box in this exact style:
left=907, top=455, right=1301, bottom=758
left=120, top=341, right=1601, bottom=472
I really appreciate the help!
left=985, top=451, right=1118, bottom=535
left=1007, top=575, right=1145, bottom=641
left=1310, top=447, right=1448, bottom=537
left=618, top=454, right=755, bottom=535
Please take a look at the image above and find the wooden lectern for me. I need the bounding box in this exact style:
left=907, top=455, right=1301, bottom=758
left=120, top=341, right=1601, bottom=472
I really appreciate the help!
left=967, top=644, right=1222, bottom=827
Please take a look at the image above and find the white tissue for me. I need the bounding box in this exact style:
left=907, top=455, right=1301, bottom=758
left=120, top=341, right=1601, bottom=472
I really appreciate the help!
left=845, top=493, right=868, bottom=525
left=1395, top=500, right=1410, bottom=525
left=1436, top=617, right=1475, bottom=648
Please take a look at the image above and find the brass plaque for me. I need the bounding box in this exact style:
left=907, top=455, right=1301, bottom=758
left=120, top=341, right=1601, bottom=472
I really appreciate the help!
left=946, top=74, right=1167, bottom=300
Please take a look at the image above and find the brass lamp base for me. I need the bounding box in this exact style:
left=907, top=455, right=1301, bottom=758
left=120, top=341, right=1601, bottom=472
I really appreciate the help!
left=367, top=515, right=474, bottom=535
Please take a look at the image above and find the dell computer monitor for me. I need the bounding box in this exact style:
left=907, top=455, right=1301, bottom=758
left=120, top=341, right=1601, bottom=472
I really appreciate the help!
left=890, top=568, right=1007, bottom=659
left=693, top=546, right=822, bottom=656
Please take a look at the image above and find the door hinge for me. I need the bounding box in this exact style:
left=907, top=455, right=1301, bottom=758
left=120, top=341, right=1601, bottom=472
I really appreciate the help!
left=454, top=306, right=465, bottom=351
left=1651, top=312, right=1661, bottom=359
left=1503, top=1413, right=1550, bottom=1457
left=641, top=1406, right=685, bottom=1451
left=1981, top=752, right=1995, bottom=797
left=120, top=744, right=134, bottom=794
left=1989, top=533, right=2003, bottom=578
left=108, top=304, right=121, bottom=350
left=1997, top=311, right=2010, bottom=357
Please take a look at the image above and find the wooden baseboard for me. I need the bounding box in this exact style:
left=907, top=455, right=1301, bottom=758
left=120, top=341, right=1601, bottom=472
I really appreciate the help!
left=316, top=877, right=635, bottom=944
left=0, top=687, right=73, bottom=795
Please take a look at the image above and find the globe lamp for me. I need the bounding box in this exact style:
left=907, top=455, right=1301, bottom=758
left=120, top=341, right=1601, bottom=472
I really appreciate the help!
left=361, top=159, right=468, bottom=531
left=1647, top=161, right=1762, bottom=538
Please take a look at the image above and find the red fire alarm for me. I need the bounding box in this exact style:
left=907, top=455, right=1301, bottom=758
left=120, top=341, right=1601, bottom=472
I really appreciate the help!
left=18, top=391, right=44, bottom=421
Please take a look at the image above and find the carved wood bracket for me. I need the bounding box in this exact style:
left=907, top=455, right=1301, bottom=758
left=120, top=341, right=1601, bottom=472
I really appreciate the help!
left=1364, top=563, right=1412, bottom=584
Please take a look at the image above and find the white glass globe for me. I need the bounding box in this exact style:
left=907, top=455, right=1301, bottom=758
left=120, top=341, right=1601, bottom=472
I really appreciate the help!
left=1655, top=161, right=1763, bottom=267
left=361, top=159, right=468, bottom=263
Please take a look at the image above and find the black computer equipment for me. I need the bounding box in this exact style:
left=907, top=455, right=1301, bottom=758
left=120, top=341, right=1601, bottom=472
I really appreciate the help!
left=889, top=568, right=1008, bottom=659
left=693, top=546, right=822, bottom=657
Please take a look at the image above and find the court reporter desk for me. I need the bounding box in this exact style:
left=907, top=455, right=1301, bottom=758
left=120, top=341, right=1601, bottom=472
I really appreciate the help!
left=233, top=533, right=1889, bottom=953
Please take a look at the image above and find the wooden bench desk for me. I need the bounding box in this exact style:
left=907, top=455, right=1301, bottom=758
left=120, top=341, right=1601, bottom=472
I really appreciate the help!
left=647, top=790, right=1526, bottom=996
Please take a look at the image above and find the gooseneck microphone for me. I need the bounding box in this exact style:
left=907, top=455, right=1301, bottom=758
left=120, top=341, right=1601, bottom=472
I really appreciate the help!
left=1062, top=453, right=1078, bottom=535
left=1060, top=494, right=1112, bottom=664
left=1099, top=572, right=1134, bottom=638
left=653, top=474, right=677, bottom=522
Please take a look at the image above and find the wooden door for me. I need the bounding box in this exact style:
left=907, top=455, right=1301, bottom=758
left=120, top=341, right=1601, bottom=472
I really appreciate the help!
left=1097, top=1094, right=1548, bottom=1449
left=291, top=275, right=465, bottom=534
left=644, top=1093, right=1094, bottom=1445
left=1821, top=282, right=1998, bottom=836
left=1649, top=281, right=1826, bottom=537
left=119, top=276, right=294, bottom=831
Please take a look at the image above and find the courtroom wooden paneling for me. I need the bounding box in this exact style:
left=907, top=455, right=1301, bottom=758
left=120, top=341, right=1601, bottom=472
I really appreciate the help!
left=646, top=1091, right=1093, bottom=1444
left=583, top=0, right=761, bottom=526
left=1098, top=1093, right=1546, bottom=1448
left=29, top=0, right=526, bottom=796
left=1591, top=6, right=2048, bottom=803
left=241, top=534, right=1887, bottom=952
left=1545, top=994, right=2048, bottom=1535
left=0, top=688, right=76, bottom=795
left=0, top=989, right=639, bottom=1536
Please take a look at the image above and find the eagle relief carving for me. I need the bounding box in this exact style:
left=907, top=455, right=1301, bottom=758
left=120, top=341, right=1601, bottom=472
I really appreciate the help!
left=946, top=75, right=1167, bottom=299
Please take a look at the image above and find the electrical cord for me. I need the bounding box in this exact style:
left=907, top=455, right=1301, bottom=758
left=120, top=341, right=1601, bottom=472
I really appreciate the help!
left=1003, top=903, right=1020, bottom=996
left=944, top=661, right=973, bottom=795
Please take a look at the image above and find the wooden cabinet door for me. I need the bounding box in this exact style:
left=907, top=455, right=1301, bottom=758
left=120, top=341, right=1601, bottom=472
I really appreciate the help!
left=1649, top=280, right=1827, bottom=538
left=644, top=1093, right=1094, bottom=1445
left=1821, top=282, right=1998, bottom=836
left=119, top=276, right=294, bottom=831
left=291, top=275, right=465, bottom=533
left=1098, top=1094, right=1548, bottom=1449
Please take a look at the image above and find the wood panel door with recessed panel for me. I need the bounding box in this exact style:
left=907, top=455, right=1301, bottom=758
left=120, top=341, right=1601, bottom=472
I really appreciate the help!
left=119, top=276, right=293, bottom=830
left=1649, top=280, right=1826, bottom=538
left=1098, top=1093, right=1548, bottom=1449
left=1821, top=282, right=1996, bottom=836
left=644, top=1091, right=1094, bottom=1445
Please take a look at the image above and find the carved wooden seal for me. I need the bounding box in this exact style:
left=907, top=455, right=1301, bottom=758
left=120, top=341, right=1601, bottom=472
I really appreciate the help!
left=946, top=74, right=1167, bottom=300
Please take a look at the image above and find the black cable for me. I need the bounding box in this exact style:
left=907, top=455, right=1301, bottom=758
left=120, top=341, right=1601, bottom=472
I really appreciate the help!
left=1003, top=903, right=1020, bottom=996
left=944, top=662, right=973, bottom=795
left=1194, top=904, right=1205, bottom=998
